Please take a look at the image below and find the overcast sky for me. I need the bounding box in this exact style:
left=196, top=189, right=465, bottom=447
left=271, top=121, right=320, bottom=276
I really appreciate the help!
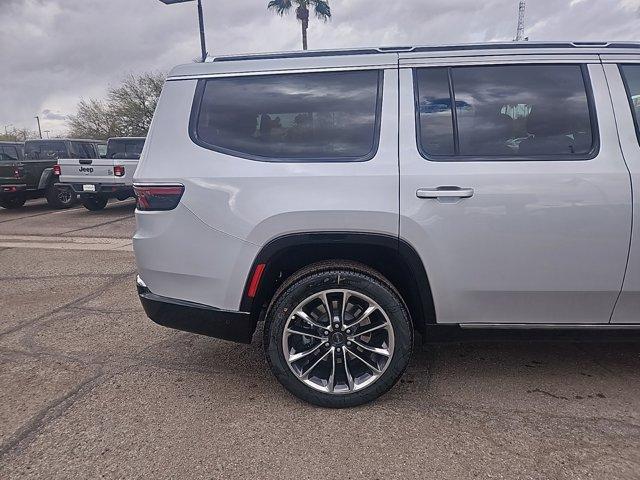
left=1, top=0, right=639, bottom=136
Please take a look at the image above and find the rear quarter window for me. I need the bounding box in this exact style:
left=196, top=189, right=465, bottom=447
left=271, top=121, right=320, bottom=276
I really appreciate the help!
left=620, top=64, right=640, bottom=144
left=191, top=70, right=383, bottom=162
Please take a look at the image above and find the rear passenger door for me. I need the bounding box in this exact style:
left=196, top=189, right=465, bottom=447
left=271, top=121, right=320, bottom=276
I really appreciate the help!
left=603, top=60, right=640, bottom=324
left=399, top=57, right=632, bottom=325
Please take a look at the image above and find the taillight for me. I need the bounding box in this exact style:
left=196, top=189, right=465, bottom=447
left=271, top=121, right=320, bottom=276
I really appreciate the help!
left=52, top=164, right=61, bottom=176
left=134, top=185, right=184, bottom=211
left=113, top=165, right=125, bottom=177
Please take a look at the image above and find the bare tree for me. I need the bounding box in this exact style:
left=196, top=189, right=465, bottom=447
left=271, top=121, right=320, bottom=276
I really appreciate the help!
left=0, top=127, right=38, bottom=142
left=109, top=72, right=164, bottom=137
left=67, top=71, right=165, bottom=139
left=67, top=99, right=120, bottom=140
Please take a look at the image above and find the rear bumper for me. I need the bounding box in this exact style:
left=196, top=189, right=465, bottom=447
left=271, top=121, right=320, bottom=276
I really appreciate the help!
left=58, top=183, right=133, bottom=197
left=136, top=276, right=256, bottom=344
left=0, top=184, right=27, bottom=195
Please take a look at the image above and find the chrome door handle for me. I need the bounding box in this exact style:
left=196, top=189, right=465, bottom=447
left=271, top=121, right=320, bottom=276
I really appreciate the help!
left=416, top=187, right=474, bottom=199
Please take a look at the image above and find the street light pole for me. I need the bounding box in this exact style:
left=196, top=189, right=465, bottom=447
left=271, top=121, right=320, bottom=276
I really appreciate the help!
left=35, top=116, right=42, bottom=139
left=159, top=0, right=208, bottom=62
left=197, top=0, right=208, bottom=62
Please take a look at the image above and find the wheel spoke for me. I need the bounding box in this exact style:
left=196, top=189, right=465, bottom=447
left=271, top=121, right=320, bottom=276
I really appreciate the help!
left=300, top=348, right=332, bottom=379
left=345, top=346, right=382, bottom=374
left=327, top=349, right=336, bottom=393
left=351, top=322, right=388, bottom=338
left=288, top=341, right=324, bottom=363
left=345, top=305, right=377, bottom=329
left=320, top=292, right=334, bottom=325
left=286, top=328, right=323, bottom=340
left=293, top=310, right=326, bottom=330
left=340, top=291, right=351, bottom=325
left=351, top=339, right=390, bottom=357
left=343, top=348, right=355, bottom=391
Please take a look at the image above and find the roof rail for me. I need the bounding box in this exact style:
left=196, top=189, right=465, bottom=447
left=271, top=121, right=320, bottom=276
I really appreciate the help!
left=211, top=41, right=640, bottom=63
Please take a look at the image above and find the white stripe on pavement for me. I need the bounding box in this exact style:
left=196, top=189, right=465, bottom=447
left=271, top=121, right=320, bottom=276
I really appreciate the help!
left=0, top=234, right=133, bottom=252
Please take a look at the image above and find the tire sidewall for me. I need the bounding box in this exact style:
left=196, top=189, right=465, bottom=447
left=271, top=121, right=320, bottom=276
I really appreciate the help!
left=81, top=195, right=108, bottom=211
left=46, top=184, right=76, bottom=209
left=0, top=194, right=26, bottom=209
left=265, top=268, right=412, bottom=408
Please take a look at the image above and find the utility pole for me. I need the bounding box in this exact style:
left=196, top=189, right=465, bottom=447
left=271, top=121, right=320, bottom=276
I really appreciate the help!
left=197, top=0, right=208, bottom=62
left=515, top=0, right=527, bottom=42
left=35, top=116, right=42, bottom=139
left=159, top=0, right=208, bottom=62
left=44, top=130, right=50, bottom=139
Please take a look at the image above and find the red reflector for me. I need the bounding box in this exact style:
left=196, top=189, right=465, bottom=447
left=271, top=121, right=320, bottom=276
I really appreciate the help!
left=52, top=164, right=61, bottom=176
left=134, top=185, right=184, bottom=211
left=113, top=165, right=125, bottom=177
left=247, top=263, right=266, bottom=298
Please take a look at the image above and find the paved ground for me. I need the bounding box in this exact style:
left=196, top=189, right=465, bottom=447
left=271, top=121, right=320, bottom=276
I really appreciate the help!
left=1, top=199, right=639, bottom=479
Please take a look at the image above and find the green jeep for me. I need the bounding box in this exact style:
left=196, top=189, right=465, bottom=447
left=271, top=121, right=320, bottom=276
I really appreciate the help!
left=0, top=139, right=105, bottom=209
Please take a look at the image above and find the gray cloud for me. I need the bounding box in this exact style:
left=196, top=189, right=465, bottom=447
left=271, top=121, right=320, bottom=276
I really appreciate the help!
left=1, top=0, right=638, bottom=136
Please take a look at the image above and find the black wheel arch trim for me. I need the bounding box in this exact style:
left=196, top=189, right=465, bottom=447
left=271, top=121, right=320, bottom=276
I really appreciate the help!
left=239, top=232, right=436, bottom=330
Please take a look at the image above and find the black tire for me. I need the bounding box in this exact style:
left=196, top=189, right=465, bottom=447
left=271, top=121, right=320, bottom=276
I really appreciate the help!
left=264, top=261, right=413, bottom=408
left=45, top=184, right=76, bottom=209
left=0, top=194, right=26, bottom=209
left=81, top=195, right=109, bottom=211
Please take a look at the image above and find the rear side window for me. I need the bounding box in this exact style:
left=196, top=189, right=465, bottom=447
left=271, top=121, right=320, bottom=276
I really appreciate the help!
left=71, top=141, right=96, bottom=159
left=192, top=70, right=383, bottom=161
left=620, top=65, right=640, bottom=144
left=415, top=64, right=596, bottom=160
left=0, top=146, right=19, bottom=161
left=24, top=140, right=69, bottom=159
left=107, top=138, right=145, bottom=159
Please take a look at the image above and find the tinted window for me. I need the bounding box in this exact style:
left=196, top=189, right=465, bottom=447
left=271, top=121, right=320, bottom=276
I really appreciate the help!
left=71, top=141, right=96, bottom=159
left=24, top=140, right=69, bottom=159
left=415, top=65, right=595, bottom=159
left=107, top=138, right=145, bottom=159
left=0, top=146, right=19, bottom=161
left=620, top=65, right=640, bottom=143
left=97, top=144, right=107, bottom=157
left=194, top=70, right=382, bottom=161
left=415, top=68, right=455, bottom=156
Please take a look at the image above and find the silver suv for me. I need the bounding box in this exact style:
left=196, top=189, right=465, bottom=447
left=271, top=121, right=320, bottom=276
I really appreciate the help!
left=133, top=42, right=640, bottom=407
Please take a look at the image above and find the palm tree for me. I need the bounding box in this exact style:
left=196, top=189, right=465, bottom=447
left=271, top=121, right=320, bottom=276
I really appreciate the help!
left=267, top=0, right=331, bottom=51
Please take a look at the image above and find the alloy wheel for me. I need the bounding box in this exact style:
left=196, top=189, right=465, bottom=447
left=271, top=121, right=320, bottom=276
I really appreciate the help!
left=282, top=289, right=395, bottom=394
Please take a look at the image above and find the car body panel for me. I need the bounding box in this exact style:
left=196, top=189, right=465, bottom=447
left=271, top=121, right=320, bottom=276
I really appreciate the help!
left=602, top=61, right=640, bottom=323
left=134, top=43, right=639, bottom=327
left=398, top=62, right=632, bottom=325
left=134, top=68, right=400, bottom=310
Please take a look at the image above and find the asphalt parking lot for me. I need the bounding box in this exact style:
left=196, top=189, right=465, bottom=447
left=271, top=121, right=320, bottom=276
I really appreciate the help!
left=0, top=199, right=639, bottom=479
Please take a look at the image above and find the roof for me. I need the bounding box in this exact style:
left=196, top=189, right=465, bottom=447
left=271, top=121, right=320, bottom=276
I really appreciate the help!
left=210, top=41, right=640, bottom=63
left=23, top=138, right=105, bottom=143
left=108, top=137, right=146, bottom=141
left=167, top=41, right=640, bottom=80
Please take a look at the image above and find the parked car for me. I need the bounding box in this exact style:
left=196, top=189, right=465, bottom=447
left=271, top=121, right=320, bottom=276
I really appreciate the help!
left=0, top=141, right=25, bottom=209
left=133, top=42, right=640, bottom=407
left=0, top=138, right=105, bottom=209
left=57, top=137, right=145, bottom=211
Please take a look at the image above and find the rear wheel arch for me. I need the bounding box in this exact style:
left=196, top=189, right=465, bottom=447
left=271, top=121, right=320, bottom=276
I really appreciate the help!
left=241, top=232, right=436, bottom=335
